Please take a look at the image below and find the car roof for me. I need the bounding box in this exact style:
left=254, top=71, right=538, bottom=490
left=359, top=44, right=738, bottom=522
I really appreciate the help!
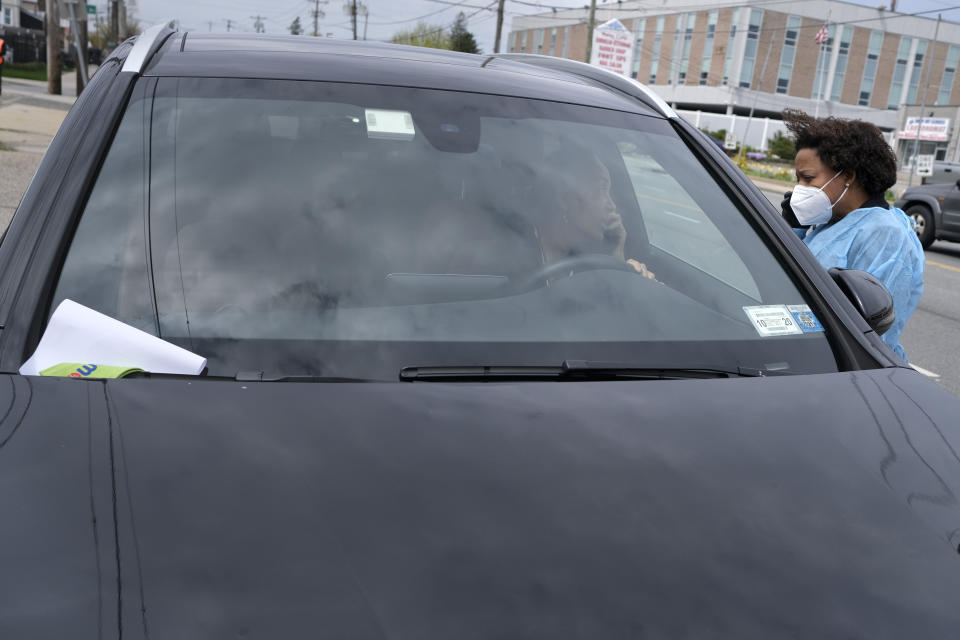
left=138, top=32, right=663, bottom=117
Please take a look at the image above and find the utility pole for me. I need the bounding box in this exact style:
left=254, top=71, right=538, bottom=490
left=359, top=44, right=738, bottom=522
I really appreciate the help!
left=360, top=3, right=368, bottom=40
left=251, top=15, right=266, bottom=33
left=737, top=19, right=776, bottom=167
left=66, top=0, right=89, bottom=92
left=344, top=0, right=357, bottom=40
left=110, top=0, right=119, bottom=46
left=312, top=0, right=328, bottom=37
left=908, top=13, right=942, bottom=188
left=225, top=19, right=234, bottom=32
left=493, top=0, right=505, bottom=53
left=118, top=0, right=127, bottom=40
left=46, top=0, right=62, bottom=95
left=584, top=0, right=597, bottom=63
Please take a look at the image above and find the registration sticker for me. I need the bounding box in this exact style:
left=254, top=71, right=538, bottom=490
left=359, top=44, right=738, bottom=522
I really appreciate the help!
left=364, top=108, right=416, bottom=140
left=786, top=304, right=825, bottom=333
left=743, top=305, right=804, bottom=337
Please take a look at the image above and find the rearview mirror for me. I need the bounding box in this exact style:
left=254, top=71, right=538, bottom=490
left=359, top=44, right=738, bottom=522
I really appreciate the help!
left=828, top=268, right=895, bottom=335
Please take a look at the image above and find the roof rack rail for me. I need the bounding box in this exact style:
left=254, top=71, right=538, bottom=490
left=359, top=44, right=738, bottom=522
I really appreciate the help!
left=490, top=53, right=676, bottom=119
left=121, top=22, right=176, bottom=75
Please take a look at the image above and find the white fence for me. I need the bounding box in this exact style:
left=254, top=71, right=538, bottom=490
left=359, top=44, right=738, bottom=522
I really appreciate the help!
left=676, top=110, right=789, bottom=153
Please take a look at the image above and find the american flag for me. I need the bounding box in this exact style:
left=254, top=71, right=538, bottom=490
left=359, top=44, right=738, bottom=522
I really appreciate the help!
left=815, top=24, right=829, bottom=45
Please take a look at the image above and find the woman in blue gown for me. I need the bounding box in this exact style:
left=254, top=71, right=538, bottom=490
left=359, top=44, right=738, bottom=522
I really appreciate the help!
left=780, top=110, right=924, bottom=362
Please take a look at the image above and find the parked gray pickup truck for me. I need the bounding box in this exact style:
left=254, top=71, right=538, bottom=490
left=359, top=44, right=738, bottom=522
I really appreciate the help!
left=894, top=179, right=960, bottom=248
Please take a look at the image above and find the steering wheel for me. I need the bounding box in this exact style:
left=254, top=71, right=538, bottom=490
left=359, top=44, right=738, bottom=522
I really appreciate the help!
left=512, top=253, right=636, bottom=293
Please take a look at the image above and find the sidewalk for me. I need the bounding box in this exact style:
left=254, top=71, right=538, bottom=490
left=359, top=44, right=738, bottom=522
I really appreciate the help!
left=0, top=76, right=77, bottom=229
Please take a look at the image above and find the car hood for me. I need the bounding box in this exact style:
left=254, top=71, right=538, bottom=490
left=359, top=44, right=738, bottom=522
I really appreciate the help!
left=5, top=368, right=960, bottom=637
left=899, top=183, right=953, bottom=200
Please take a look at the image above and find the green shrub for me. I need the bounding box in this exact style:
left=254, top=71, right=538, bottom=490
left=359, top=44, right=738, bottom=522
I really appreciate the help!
left=768, top=131, right=796, bottom=161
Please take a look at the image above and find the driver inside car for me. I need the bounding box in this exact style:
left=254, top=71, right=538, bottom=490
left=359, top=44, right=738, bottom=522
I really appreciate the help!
left=535, top=147, right=657, bottom=281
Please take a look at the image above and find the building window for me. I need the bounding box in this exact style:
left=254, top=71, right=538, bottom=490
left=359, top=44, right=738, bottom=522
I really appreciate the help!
left=520, top=31, right=527, bottom=52
left=722, top=8, right=741, bottom=86
left=534, top=29, right=544, bottom=55
left=507, top=32, right=516, bottom=53
left=812, top=25, right=835, bottom=100
left=938, top=44, right=960, bottom=104
left=906, top=39, right=928, bottom=103
left=649, top=16, right=664, bottom=84
left=631, top=18, right=646, bottom=79
left=677, top=13, right=696, bottom=83
left=549, top=28, right=557, bottom=56
left=739, top=9, right=763, bottom=89
left=830, top=26, right=852, bottom=101
left=2, top=7, right=12, bottom=25
left=887, top=37, right=912, bottom=109
left=562, top=26, right=570, bottom=58
left=700, top=11, right=718, bottom=85
left=775, top=15, right=801, bottom=94
left=857, top=31, right=883, bottom=106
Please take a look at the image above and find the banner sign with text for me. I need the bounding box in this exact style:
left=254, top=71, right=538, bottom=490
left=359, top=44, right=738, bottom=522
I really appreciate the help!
left=899, top=117, right=950, bottom=141
left=589, top=19, right=635, bottom=77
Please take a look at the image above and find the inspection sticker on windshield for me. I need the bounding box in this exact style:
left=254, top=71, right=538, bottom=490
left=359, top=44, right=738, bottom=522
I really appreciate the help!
left=786, top=304, right=825, bottom=333
left=364, top=109, right=416, bottom=140
left=743, top=305, right=803, bottom=337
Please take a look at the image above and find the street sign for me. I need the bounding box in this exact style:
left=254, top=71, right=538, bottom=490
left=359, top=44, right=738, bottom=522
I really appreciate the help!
left=916, top=154, right=935, bottom=177
left=87, top=4, right=96, bottom=14
left=724, top=131, right=737, bottom=150
left=589, top=19, right=635, bottom=77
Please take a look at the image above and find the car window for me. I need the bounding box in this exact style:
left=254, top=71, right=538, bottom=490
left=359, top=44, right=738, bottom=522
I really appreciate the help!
left=51, top=94, right=156, bottom=335
left=49, top=77, right=838, bottom=380
left=618, top=144, right=760, bottom=299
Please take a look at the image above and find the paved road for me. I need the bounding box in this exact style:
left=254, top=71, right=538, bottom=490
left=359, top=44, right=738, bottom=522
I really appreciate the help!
left=761, top=187, right=960, bottom=397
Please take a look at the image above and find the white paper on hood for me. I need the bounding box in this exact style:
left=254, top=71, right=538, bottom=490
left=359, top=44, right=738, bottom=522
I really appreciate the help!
left=19, top=299, right=206, bottom=376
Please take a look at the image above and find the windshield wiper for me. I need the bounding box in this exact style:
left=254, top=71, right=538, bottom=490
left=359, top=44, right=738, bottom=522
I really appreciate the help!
left=124, top=371, right=373, bottom=383
left=399, top=360, right=769, bottom=382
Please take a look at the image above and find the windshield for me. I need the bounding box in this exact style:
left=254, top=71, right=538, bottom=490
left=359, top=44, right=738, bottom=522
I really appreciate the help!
left=51, top=77, right=837, bottom=379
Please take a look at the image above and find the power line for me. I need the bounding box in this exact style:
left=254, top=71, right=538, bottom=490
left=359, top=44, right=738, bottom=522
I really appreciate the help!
left=367, top=0, right=481, bottom=26
left=385, top=2, right=497, bottom=42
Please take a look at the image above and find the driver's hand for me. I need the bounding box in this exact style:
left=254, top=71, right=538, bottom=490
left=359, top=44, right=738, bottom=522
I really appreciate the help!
left=603, top=215, right=627, bottom=260
left=627, top=259, right=660, bottom=283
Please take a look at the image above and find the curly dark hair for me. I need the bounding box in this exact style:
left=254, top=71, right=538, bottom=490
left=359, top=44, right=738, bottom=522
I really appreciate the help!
left=783, top=109, right=897, bottom=196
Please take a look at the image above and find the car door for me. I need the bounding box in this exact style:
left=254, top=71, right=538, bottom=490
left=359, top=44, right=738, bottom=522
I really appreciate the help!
left=939, top=181, right=960, bottom=232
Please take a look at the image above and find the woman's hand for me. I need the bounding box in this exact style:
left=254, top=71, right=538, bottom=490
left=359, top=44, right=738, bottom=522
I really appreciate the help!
left=603, top=215, right=628, bottom=260
left=627, top=259, right=660, bottom=282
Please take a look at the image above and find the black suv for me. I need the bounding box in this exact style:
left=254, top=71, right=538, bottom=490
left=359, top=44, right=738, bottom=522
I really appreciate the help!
left=895, top=180, right=960, bottom=248
left=4, top=25, right=960, bottom=637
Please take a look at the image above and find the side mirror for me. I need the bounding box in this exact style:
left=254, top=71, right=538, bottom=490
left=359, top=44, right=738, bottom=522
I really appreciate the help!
left=828, top=268, right=895, bottom=335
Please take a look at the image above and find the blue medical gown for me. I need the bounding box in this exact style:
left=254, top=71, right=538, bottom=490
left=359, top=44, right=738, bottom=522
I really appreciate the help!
left=800, top=206, right=924, bottom=362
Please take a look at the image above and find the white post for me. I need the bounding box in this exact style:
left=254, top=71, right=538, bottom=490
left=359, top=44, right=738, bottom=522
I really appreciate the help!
left=695, top=110, right=702, bottom=127
left=814, top=39, right=825, bottom=118
left=761, top=117, right=770, bottom=151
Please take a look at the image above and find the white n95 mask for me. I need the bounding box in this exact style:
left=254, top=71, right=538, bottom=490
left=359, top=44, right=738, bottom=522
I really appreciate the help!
left=790, top=171, right=849, bottom=226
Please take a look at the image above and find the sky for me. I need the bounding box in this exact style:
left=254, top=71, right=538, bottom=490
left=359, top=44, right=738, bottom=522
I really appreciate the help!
left=127, top=0, right=960, bottom=54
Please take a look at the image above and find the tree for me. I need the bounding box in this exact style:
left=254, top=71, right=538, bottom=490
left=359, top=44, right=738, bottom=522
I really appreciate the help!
left=89, top=16, right=141, bottom=50
left=391, top=22, right=450, bottom=50
left=768, top=131, right=797, bottom=161
left=702, top=127, right=726, bottom=144
left=449, top=12, right=480, bottom=54
left=289, top=16, right=304, bottom=36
